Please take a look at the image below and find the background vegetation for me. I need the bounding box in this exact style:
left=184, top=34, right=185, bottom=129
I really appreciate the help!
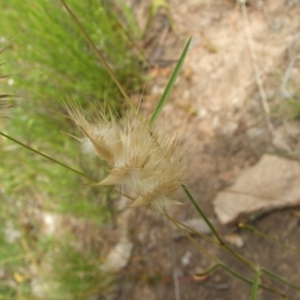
left=1, top=1, right=300, bottom=299
left=0, top=1, right=143, bottom=298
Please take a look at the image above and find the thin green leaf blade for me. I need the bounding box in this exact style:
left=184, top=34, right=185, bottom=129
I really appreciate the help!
left=251, top=269, right=260, bottom=300
left=149, top=37, right=191, bottom=126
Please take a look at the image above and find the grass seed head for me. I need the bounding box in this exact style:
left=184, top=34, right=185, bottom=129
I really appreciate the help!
left=66, top=104, right=186, bottom=214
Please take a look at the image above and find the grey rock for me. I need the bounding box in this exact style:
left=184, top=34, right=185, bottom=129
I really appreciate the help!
left=214, top=154, right=300, bottom=225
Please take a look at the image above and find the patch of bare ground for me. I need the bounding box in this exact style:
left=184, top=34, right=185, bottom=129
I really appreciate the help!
left=103, top=1, right=300, bottom=299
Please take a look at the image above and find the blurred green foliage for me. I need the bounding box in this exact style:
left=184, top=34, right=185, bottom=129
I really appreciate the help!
left=0, top=0, right=142, bottom=298
left=0, top=0, right=142, bottom=217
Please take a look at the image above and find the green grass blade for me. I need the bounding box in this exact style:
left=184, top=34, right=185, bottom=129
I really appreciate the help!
left=251, top=269, right=260, bottom=300
left=149, top=38, right=191, bottom=126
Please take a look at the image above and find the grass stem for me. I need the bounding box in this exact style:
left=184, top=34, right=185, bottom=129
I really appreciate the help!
left=0, top=131, right=97, bottom=182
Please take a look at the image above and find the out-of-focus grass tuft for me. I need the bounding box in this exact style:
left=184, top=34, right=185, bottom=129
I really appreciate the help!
left=42, top=242, right=114, bottom=299
left=0, top=0, right=142, bottom=218
left=1, top=0, right=141, bottom=106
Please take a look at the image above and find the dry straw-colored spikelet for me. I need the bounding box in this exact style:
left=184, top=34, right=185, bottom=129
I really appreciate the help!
left=66, top=104, right=186, bottom=214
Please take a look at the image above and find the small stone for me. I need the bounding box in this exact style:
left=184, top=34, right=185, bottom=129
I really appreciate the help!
left=173, top=217, right=218, bottom=240
left=100, top=235, right=133, bottom=273
left=181, top=218, right=214, bottom=234
left=224, top=233, right=244, bottom=248
left=181, top=250, right=192, bottom=267
left=220, top=122, right=238, bottom=136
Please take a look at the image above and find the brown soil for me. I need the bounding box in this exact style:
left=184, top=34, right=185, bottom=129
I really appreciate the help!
left=106, top=1, right=300, bottom=299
